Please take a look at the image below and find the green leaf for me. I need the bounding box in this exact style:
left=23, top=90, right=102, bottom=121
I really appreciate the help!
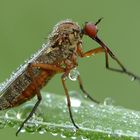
left=0, top=91, right=140, bottom=139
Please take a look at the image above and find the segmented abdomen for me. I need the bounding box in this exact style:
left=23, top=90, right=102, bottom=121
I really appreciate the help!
left=0, top=70, right=55, bottom=110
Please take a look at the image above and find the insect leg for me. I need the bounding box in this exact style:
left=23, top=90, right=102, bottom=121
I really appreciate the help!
left=61, top=71, right=79, bottom=129
left=16, top=64, right=42, bottom=136
left=77, top=75, right=99, bottom=103
left=94, top=36, right=140, bottom=80
left=77, top=45, right=104, bottom=57
left=77, top=41, right=140, bottom=81
left=31, top=63, right=65, bottom=73
left=16, top=63, right=65, bottom=135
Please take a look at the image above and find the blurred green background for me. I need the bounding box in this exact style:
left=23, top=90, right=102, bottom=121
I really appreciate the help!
left=0, top=0, right=140, bottom=139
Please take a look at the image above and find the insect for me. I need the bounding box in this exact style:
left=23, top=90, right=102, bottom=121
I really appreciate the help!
left=0, top=18, right=140, bottom=136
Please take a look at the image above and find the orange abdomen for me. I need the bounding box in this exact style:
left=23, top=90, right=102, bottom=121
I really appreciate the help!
left=11, top=70, right=55, bottom=107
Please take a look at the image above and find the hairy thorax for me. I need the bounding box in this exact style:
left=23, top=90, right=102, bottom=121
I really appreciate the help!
left=46, top=20, right=83, bottom=68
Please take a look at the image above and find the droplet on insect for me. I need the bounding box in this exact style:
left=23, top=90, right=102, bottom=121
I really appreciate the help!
left=103, top=97, right=114, bottom=106
left=68, top=68, right=80, bottom=81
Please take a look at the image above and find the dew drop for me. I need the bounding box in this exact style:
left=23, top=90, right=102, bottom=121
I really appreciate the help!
left=105, top=127, right=112, bottom=134
left=131, top=76, right=136, bottom=81
left=66, top=98, right=81, bottom=108
left=103, top=97, right=114, bottom=106
left=71, top=136, right=76, bottom=140
left=114, top=129, right=123, bottom=137
left=5, top=110, right=17, bottom=127
left=25, top=123, right=36, bottom=134
left=95, top=125, right=103, bottom=131
left=17, top=104, right=39, bottom=120
left=50, top=132, right=58, bottom=136
left=60, top=133, right=67, bottom=138
left=0, top=119, right=6, bottom=129
left=73, top=109, right=78, bottom=113
left=107, top=134, right=111, bottom=138
left=69, top=91, right=83, bottom=101
left=68, top=68, right=80, bottom=81
left=5, top=110, right=16, bottom=119
left=126, top=130, right=134, bottom=136
left=20, top=128, right=26, bottom=133
left=89, top=104, right=95, bottom=108
left=38, top=127, right=46, bottom=134
left=81, top=136, right=88, bottom=140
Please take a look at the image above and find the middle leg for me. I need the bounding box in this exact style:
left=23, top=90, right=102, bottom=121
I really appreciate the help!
left=77, top=75, right=99, bottom=103
left=61, top=71, right=79, bottom=129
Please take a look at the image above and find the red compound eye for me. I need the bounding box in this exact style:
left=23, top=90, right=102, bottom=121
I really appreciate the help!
left=83, top=22, right=97, bottom=38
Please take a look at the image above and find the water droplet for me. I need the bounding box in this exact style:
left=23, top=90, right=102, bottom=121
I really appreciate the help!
left=68, top=68, right=80, bottom=81
left=114, top=129, right=123, bottom=137
left=20, top=128, right=26, bottom=133
left=0, top=119, right=6, bottom=129
left=69, top=91, right=83, bottom=100
left=107, top=134, right=111, bottom=138
left=50, top=132, right=58, bottom=136
left=95, top=125, right=103, bottom=131
left=103, top=97, right=114, bottom=106
left=65, top=98, right=81, bottom=108
left=38, top=127, right=46, bottom=134
left=5, top=110, right=17, bottom=127
left=60, top=133, right=67, bottom=138
left=105, top=127, right=112, bottom=134
left=131, top=76, right=136, bottom=81
left=25, top=122, right=36, bottom=134
left=73, top=109, right=78, bottom=113
left=71, top=136, right=77, bottom=140
left=126, top=130, right=134, bottom=136
left=46, top=94, right=51, bottom=99
left=17, top=104, right=34, bottom=120
left=5, top=110, right=16, bottom=119
left=16, top=103, right=42, bottom=133
left=89, top=104, right=95, bottom=108
left=81, top=136, right=88, bottom=140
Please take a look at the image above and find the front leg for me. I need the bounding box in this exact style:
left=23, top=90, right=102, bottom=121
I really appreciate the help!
left=77, top=44, right=140, bottom=81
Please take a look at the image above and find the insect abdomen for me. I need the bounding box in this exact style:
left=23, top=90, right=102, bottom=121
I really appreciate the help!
left=0, top=70, right=55, bottom=110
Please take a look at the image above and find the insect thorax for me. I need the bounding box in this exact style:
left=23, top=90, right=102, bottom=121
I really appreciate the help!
left=47, top=20, right=82, bottom=60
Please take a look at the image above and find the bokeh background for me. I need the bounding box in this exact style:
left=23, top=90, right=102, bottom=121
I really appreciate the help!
left=0, top=0, right=140, bottom=139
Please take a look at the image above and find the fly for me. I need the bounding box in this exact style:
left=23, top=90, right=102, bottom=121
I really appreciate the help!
left=0, top=18, right=140, bottom=136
